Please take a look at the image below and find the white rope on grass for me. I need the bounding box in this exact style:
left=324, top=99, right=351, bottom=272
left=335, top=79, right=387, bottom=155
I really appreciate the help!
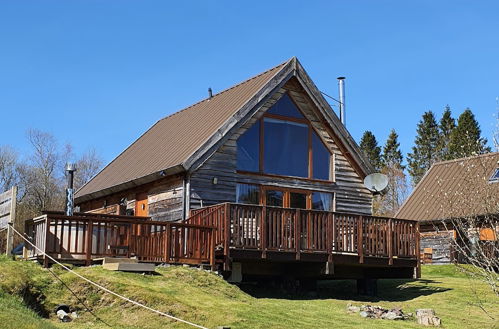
left=10, top=225, right=209, bottom=329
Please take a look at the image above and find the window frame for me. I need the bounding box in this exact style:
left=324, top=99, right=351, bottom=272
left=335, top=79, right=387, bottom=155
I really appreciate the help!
left=236, top=92, right=334, bottom=183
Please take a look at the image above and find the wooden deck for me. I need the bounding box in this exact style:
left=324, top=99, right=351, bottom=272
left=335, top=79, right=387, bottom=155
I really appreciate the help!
left=25, top=204, right=420, bottom=279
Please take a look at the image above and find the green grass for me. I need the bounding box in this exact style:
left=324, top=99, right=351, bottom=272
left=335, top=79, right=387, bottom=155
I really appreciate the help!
left=0, top=256, right=497, bottom=329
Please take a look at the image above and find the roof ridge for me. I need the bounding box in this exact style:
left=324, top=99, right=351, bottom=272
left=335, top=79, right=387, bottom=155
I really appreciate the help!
left=157, top=58, right=293, bottom=123
left=431, top=152, right=499, bottom=167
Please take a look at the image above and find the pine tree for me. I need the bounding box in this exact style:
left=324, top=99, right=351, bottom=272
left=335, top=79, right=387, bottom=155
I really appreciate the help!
left=448, top=108, right=491, bottom=159
left=382, top=129, right=404, bottom=168
left=376, top=129, right=408, bottom=217
left=359, top=131, right=382, bottom=171
left=438, top=105, right=456, bottom=160
left=407, top=111, right=440, bottom=186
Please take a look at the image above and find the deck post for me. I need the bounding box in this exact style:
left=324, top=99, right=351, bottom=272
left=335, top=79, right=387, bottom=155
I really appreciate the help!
left=388, top=219, right=393, bottom=265
left=357, top=216, right=364, bottom=264
left=295, top=209, right=300, bottom=260
left=85, top=219, right=93, bottom=266
left=326, top=212, right=333, bottom=271
left=210, top=227, right=216, bottom=271
left=223, top=203, right=231, bottom=271
left=261, top=206, right=266, bottom=259
left=164, top=223, right=171, bottom=263
left=43, top=216, right=50, bottom=268
left=415, top=222, right=421, bottom=278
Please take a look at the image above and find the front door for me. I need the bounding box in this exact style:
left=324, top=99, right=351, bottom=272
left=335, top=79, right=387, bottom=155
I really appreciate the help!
left=135, top=193, right=149, bottom=216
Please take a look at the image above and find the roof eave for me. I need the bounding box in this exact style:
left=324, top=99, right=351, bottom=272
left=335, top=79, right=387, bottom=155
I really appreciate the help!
left=74, top=164, right=185, bottom=204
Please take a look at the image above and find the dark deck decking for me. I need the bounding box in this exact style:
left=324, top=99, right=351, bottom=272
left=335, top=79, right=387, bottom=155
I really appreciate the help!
left=25, top=203, right=420, bottom=279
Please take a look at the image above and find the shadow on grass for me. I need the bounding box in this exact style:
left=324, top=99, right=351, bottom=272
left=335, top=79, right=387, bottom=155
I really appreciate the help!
left=239, top=278, right=451, bottom=302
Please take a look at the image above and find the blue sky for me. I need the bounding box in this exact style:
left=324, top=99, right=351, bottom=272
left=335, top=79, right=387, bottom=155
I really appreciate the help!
left=1, top=1, right=498, bottom=166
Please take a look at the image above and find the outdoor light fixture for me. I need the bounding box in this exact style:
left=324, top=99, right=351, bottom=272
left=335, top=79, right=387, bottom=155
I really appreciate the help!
left=212, top=177, right=218, bottom=185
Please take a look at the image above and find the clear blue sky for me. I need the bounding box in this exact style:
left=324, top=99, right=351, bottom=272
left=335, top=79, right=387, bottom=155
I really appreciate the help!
left=1, top=1, right=498, bottom=166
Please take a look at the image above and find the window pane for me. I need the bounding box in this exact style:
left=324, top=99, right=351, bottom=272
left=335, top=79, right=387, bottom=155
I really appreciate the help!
left=263, top=118, right=308, bottom=177
left=311, top=192, right=333, bottom=211
left=266, top=190, right=283, bottom=207
left=312, top=132, right=331, bottom=180
left=236, top=120, right=260, bottom=172
left=236, top=184, right=260, bottom=205
left=267, top=93, right=305, bottom=119
left=290, top=192, right=307, bottom=209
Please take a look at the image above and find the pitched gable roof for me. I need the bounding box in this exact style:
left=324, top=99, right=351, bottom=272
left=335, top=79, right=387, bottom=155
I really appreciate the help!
left=76, top=57, right=373, bottom=202
left=396, top=152, right=499, bottom=221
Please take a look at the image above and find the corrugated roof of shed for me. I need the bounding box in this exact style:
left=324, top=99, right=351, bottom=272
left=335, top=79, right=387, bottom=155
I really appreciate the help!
left=396, top=152, right=499, bottom=221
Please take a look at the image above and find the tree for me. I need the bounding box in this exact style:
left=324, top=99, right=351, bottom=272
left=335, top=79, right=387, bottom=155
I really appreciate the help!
left=448, top=108, right=491, bottom=159
left=0, top=146, right=19, bottom=192
left=494, top=98, right=499, bottom=152
left=359, top=131, right=382, bottom=171
left=439, top=105, right=456, bottom=160
left=407, top=111, right=440, bottom=186
left=74, top=149, right=103, bottom=191
left=377, top=129, right=408, bottom=216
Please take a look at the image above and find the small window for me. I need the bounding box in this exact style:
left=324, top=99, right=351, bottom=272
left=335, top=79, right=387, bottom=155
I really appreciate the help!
left=236, top=121, right=260, bottom=172
left=489, top=168, right=499, bottom=183
left=311, top=192, right=333, bottom=211
left=267, top=93, right=305, bottom=119
left=236, top=183, right=260, bottom=205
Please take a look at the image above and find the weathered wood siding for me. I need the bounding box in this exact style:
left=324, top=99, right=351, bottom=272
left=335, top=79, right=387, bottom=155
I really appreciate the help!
left=420, top=231, right=455, bottom=264
left=190, top=79, right=373, bottom=214
left=77, top=176, right=184, bottom=222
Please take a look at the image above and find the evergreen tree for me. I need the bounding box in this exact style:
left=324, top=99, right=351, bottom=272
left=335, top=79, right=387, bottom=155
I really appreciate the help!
left=438, top=105, right=456, bottom=160
left=376, top=129, right=408, bottom=217
left=359, top=131, right=382, bottom=171
left=448, top=108, right=491, bottom=159
left=407, top=111, right=440, bottom=186
left=382, top=129, right=404, bottom=168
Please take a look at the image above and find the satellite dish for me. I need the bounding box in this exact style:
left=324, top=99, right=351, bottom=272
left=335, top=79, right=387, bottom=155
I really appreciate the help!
left=364, top=173, right=389, bottom=193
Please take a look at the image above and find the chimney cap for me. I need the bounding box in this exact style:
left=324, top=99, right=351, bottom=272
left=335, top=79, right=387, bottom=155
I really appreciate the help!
left=337, top=76, right=346, bottom=80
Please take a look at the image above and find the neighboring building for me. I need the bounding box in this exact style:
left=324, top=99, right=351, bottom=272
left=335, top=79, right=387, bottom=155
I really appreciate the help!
left=396, top=153, right=499, bottom=264
left=75, top=57, right=374, bottom=219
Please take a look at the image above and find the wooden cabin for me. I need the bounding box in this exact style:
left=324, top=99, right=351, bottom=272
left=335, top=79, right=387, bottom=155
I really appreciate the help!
left=26, top=58, right=419, bottom=286
left=396, top=153, right=499, bottom=264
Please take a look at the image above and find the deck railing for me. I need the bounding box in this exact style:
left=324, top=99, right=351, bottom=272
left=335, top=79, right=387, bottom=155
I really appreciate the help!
left=25, top=212, right=216, bottom=267
left=186, top=203, right=419, bottom=262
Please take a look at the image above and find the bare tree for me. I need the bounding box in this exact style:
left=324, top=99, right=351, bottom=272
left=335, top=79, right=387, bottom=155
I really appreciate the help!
left=0, top=145, right=19, bottom=192
left=74, top=148, right=103, bottom=191
left=433, top=154, right=499, bottom=303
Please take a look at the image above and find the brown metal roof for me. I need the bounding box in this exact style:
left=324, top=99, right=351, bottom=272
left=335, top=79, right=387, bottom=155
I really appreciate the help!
left=396, top=152, right=499, bottom=221
left=76, top=59, right=291, bottom=200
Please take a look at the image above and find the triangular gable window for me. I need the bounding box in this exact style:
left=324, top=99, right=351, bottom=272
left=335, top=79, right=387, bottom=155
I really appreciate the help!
left=236, top=93, right=332, bottom=180
left=266, top=93, right=306, bottom=119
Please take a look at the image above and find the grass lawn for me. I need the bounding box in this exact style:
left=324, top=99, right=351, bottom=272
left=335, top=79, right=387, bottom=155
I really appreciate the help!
left=0, top=256, right=497, bottom=329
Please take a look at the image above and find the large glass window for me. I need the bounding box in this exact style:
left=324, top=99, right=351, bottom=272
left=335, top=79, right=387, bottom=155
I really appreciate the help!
left=236, top=183, right=260, bottom=205
left=263, top=118, right=308, bottom=177
left=312, top=132, right=331, bottom=180
left=236, top=120, right=260, bottom=172
left=311, top=192, right=333, bottom=211
left=236, top=93, right=332, bottom=181
left=267, top=93, right=305, bottom=119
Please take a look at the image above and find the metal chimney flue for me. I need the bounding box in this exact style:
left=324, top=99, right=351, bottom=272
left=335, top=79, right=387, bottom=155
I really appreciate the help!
left=208, top=87, right=213, bottom=99
left=337, top=77, right=346, bottom=126
left=65, top=163, right=77, bottom=216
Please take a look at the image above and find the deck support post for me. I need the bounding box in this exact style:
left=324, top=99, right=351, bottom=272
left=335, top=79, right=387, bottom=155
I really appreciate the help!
left=43, top=215, right=50, bottom=268
left=85, top=219, right=93, bottom=266
left=295, top=209, right=300, bottom=260
left=261, top=206, right=266, bottom=259
left=388, top=219, right=393, bottom=265
left=223, top=203, right=231, bottom=271
left=210, top=227, right=216, bottom=271
left=357, top=216, right=364, bottom=264
left=326, top=213, right=333, bottom=272
left=164, top=223, right=171, bottom=264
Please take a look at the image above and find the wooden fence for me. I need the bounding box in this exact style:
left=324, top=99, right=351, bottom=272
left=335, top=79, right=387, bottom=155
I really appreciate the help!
left=25, top=212, right=216, bottom=268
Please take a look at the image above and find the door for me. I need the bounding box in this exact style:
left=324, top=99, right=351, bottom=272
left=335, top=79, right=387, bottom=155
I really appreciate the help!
left=135, top=193, right=149, bottom=216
